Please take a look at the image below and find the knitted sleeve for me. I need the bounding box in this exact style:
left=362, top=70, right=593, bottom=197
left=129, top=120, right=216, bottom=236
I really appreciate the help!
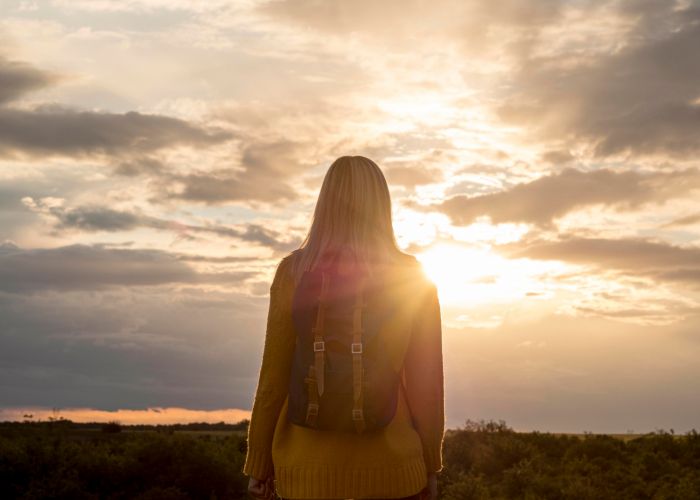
left=242, top=255, right=296, bottom=479
left=402, top=277, right=445, bottom=474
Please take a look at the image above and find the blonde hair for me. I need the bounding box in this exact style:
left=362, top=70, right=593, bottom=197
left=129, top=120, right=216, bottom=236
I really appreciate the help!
left=289, top=155, right=413, bottom=287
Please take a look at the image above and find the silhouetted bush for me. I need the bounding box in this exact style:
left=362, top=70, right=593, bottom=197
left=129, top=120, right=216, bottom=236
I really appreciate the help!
left=438, top=419, right=700, bottom=500
left=0, top=418, right=699, bottom=499
left=101, top=421, right=122, bottom=434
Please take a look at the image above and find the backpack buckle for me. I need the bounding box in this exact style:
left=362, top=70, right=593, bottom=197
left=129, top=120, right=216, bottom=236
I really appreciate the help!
left=352, top=409, right=363, bottom=420
left=351, top=342, right=362, bottom=354
left=313, top=341, right=325, bottom=352
left=307, top=403, right=319, bottom=415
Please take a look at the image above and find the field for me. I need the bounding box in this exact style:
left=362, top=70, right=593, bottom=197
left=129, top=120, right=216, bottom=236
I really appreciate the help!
left=1, top=418, right=698, bottom=499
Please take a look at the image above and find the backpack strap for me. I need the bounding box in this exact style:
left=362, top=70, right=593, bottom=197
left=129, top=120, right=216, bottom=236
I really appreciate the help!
left=351, top=275, right=367, bottom=433
left=304, top=364, right=319, bottom=426
left=313, top=270, right=330, bottom=397
left=305, top=269, right=330, bottom=426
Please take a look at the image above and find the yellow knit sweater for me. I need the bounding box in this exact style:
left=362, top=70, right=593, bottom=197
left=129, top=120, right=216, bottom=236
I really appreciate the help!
left=242, top=252, right=445, bottom=499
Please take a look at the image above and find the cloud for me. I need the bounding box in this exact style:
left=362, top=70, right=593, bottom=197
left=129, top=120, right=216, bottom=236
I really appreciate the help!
left=660, top=212, right=700, bottom=228
left=384, top=164, right=440, bottom=187
left=48, top=0, right=238, bottom=13
left=175, top=254, right=260, bottom=264
left=21, top=198, right=301, bottom=252
left=0, top=283, right=270, bottom=410
left=0, top=105, right=233, bottom=160
left=110, top=156, right=166, bottom=177
left=260, top=1, right=700, bottom=159
left=44, top=203, right=143, bottom=232
left=496, top=1, right=700, bottom=158
left=0, top=243, right=255, bottom=294
left=0, top=54, right=329, bottom=208
left=444, top=310, right=700, bottom=433
left=0, top=55, right=60, bottom=104
left=257, top=0, right=563, bottom=53
left=0, top=56, right=232, bottom=160
left=540, top=149, right=574, bottom=165
left=166, top=166, right=298, bottom=204
left=494, top=235, right=700, bottom=288
left=155, top=138, right=309, bottom=204
left=414, top=167, right=700, bottom=228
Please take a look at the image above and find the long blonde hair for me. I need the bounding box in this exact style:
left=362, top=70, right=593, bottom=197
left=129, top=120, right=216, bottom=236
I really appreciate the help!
left=289, top=155, right=413, bottom=287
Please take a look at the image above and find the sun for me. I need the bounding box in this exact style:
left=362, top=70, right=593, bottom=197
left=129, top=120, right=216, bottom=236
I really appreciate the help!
left=415, top=243, right=498, bottom=304
left=414, top=242, right=566, bottom=306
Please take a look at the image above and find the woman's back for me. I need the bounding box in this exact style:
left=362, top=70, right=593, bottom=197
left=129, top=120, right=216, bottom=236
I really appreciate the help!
left=243, top=249, right=444, bottom=499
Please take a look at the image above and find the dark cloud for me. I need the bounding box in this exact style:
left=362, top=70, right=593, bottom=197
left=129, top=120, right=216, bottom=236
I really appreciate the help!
left=0, top=170, right=104, bottom=241
left=0, top=105, right=233, bottom=159
left=494, top=235, right=700, bottom=288
left=175, top=254, right=260, bottom=263
left=496, top=2, right=700, bottom=158
left=237, top=223, right=301, bottom=252
left=660, top=212, right=700, bottom=228
left=0, top=55, right=313, bottom=208
left=655, top=268, right=700, bottom=287
left=0, top=285, right=269, bottom=409
left=0, top=243, right=255, bottom=294
left=0, top=56, right=232, bottom=160
left=0, top=55, right=60, bottom=104
left=414, top=167, right=700, bottom=228
left=540, top=150, right=574, bottom=165
left=166, top=167, right=298, bottom=204
left=0, top=241, right=21, bottom=255
left=158, top=139, right=307, bottom=203
left=51, top=205, right=142, bottom=232
left=22, top=200, right=301, bottom=253
left=110, top=156, right=166, bottom=177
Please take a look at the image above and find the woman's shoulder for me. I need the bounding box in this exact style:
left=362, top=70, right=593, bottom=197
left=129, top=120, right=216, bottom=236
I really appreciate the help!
left=267, top=251, right=301, bottom=290
left=280, top=248, right=306, bottom=273
left=281, top=249, right=301, bottom=265
left=395, top=251, right=421, bottom=268
left=381, top=252, right=435, bottom=290
left=391, top=251, right=427, bottom=274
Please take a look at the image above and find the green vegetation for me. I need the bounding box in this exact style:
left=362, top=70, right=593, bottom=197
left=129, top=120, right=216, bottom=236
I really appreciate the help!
left=0, top=418, right=249, bottom=499
left=1, top=418, right=698, bottom=499
left=440, top=419, right=700, bottom=500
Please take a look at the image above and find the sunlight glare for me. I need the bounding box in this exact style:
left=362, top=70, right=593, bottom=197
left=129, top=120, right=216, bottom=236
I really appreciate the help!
left=415, top=243, right=571, bottom=306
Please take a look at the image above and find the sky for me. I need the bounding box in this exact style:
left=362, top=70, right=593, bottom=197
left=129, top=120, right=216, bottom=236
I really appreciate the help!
left=1, top=0, right=699, bottom=434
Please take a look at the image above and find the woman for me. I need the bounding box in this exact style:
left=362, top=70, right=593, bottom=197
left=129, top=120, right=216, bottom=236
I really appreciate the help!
left=243, top=155, right=444, bottom=499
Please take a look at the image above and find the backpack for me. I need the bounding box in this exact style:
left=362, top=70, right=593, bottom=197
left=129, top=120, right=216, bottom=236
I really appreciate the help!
left=287, top=251, right=403, bottom=434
